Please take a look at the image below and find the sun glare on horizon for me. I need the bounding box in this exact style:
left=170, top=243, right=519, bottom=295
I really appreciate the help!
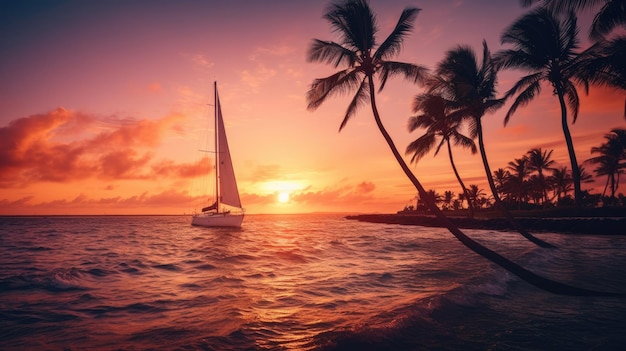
left=277, top=191, right=290, bottom=203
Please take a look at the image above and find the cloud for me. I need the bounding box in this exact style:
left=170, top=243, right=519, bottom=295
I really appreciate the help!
left=189, top=54, right=215, bottom=71
left=240, top=64, right=277, bottom=90
left=249, top=44, right=296, bottom=61
left=0, top=108, right=198, bottom=187
left=151, top=157, right=212, bottom=178
left=356, top=181, right=375, bottom=193
left=0, top=189, right=200, bottom=215
left=240, top=181, right=378, bottom=208
left=247, top=164, right=282, bottom=183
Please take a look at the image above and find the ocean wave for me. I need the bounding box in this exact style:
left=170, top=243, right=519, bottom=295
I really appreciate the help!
left=0, top=268, right=91, bottom=292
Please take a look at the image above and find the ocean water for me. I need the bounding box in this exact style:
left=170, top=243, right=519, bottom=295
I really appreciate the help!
left=1, top=214, right=625, bottom=351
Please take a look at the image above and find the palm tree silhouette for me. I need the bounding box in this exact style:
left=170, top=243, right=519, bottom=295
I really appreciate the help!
left=550, top=166, right=574, bottom=203
left=586, top=128, right=626, bottom=203
left=306, top=0, right=615, bottom=295
left=579, top=36, right=626, bottom=118
left=429, top=41, right=554, bottom=248
left=527, top=148, right=556, bottom=205
left=406, top=93, right=477, bottom=217
left=495, top=8, right=588, bottom=207
left=508, top=156, right=531, bottom=209
left=467, top=184, right=487, bottom=210
left=520, top=0, right=625, bottom=40
left=492, top=168, right=512, bottom=202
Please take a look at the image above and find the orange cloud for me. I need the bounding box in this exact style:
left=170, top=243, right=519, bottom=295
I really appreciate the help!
left=356, top=181, right=376, bottom=193
left=0, top=108, right=195, bottom=187
left=0, top=189, right=200, bottom=215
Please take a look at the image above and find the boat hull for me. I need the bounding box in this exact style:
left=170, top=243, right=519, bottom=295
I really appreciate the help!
left=191, top=212, right=244, bottom=228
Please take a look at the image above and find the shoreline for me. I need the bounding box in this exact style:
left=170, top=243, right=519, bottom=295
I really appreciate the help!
left=346, top=213, right=626, bottom=235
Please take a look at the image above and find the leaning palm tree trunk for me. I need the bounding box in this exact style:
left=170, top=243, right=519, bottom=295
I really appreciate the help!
left=557, top=90, right=583, bottom=205
left=475, top=120, right=556, bottom=248
left=366, top=77, right=617, bottom=296
left=446, top=140, right=475, bottom=217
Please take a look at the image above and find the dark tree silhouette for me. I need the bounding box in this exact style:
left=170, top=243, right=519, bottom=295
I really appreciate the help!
left=429, top=41, right=555, bottom=247
left=495, top=8, right=588, bottom=207
left=527, top=148, right=557, bottom=205
left=406, top=93, right=477, bottom=217
left=307, top=0, right=619, bottom=296
left=586, top=128, right=626, bottom=202
left=520, top=0, right=626, bottom=40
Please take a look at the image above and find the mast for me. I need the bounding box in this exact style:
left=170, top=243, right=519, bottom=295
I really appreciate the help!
left=214, top=81, right=220, bottom=212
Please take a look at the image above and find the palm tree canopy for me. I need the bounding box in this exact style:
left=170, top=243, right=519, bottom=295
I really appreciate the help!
left=508, top=156, right=532, bottom=181
left=495, top=7, right=585, bottom=124
left=587, top=128, right=626, bottom=170
left=406, top=93, right=476, bottom=162
left=520, top=0, right=626, bottom=40
left=430, top=41, right=504, bottom=126
left=527, top=147, right=556, bottom=174
left=579, top=36, right=626, bottom=92
left=306, top=0, right=428, bottom=131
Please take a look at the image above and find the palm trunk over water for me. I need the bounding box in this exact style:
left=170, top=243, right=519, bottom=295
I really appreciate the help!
left=446, top=140, right=474, bottom=217
left=474, top=120, right=556, bottom=248
left=365, top=78, right=619, bottom=296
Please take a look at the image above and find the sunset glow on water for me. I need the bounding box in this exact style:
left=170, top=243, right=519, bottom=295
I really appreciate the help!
left=2, top=215, right=626, bottom=350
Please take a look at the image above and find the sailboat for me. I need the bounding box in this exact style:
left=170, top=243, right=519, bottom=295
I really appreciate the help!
left=192, top=82, right=244, bottom=227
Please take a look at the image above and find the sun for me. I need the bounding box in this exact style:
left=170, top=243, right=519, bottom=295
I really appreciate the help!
left=278, top=191, right=290, bottom=203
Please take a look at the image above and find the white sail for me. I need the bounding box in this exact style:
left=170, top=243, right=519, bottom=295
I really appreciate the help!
left=215, top=93, right=242, bottom=209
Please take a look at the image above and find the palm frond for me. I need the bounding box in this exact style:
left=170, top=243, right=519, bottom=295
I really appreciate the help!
left=307, top=39, right=358, bottom=68
left=451, top=130, right=478, bottom=154
left=493, top=49, right=541, bottom=71
left=407, top=114, right=432, bottom=132
left=504, top=80, right=542, bottom=125
left=559, top=11, right=580, bottom=62
left=484, top=97, right=507, bottom=115
left=406, top=133, right=437, bottom=163
left=306, top=69, right=363, bottom=110
left=339, top=77, right=369, bottom=131
left=503, top=72, right=542, bottom=100
left=378, top=61, right=429, bottom=91
left=374, top=7, right=420, bottom=61
left=590, top=0, right=626, bottom=41
left=324, top=0, right=377, bottom=52
left=433, top=138, right=447, bottom=156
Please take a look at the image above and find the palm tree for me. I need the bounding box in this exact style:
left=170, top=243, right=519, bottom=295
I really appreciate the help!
left=467, top=184, right=487, bottom=209
left=522, top=1, right=626, bottom=117
left=406, top=93, right=477, bottom=217
left=520, top=0, right=625, bottom=40
left=307, top=0, right=613, bottom=296
left=508, top=157, right=531, bottom=209
left=492, top=168, right=512, bottom=203
left=429, top=41, right=554, bottom=247
left=549, top=166, right=574, bottom=203
left=527, top=148, right=556, bottom=205
left=586, top=128, right=626, bottom=203
left=443, top=190, right=455, bottom=210
left=495, top=8, right=588, bottom=207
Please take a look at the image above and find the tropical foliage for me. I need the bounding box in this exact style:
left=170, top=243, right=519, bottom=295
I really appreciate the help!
left=309, top=0, right=625, bottom=295
left=586, top=128, right=626, bottom=205
left=406, top=93, right=477, bottom=216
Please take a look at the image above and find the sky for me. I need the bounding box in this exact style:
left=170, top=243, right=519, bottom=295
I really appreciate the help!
left=1, top=0, right=624, bottom=215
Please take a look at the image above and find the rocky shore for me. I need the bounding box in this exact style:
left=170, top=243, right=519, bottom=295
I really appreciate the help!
left=346, top=213, right=626, bottom=235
